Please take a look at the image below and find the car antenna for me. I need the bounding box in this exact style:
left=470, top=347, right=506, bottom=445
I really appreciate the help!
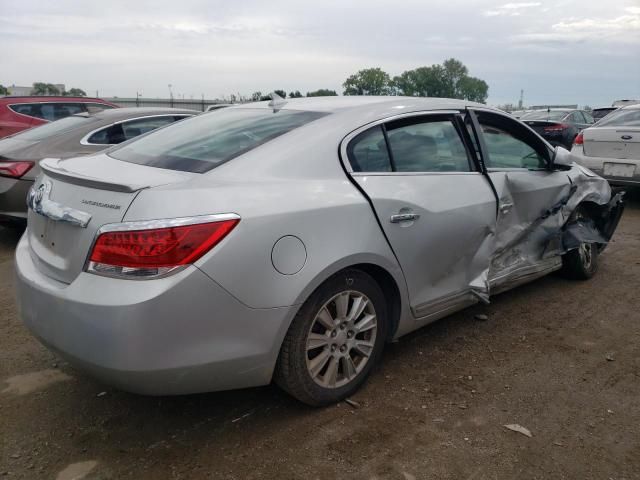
left=268, top=91, right=287, bottom=112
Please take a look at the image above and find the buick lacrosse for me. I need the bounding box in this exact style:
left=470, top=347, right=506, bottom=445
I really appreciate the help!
left=16, top=97, right=623, bottom=406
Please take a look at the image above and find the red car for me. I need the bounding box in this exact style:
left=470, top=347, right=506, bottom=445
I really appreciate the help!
left=0, top=96, right=118, bottom=138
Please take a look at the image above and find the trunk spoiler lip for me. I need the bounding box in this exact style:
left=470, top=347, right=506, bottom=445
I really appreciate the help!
left=39, top=157, right=164, bottom=193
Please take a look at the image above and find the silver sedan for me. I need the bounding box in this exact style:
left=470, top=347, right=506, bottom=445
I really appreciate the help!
left=15, top=97, right=624, bottom=406
left=571, top=104, right=640, bottom=185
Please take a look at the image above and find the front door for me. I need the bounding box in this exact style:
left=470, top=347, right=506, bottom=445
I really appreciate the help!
left=467, top=109, right=572, bottom=287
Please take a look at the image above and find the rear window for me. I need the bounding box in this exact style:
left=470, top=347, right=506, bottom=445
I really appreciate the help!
left=13, top=115, right=90, bottom=141
left=109, top=108, right=327, bottom=173
left=521, top=111, right=567, bottom=121
left=596, top=108, right=640, bottom=127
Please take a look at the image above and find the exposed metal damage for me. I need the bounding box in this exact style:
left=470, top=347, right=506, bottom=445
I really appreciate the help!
left=469, top=163, right=625, bottom=302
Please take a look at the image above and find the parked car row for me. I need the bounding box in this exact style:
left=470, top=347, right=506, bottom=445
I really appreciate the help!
left=12, top=96, right=624, bottom=406
left=0, top=96, right=119, bottom=138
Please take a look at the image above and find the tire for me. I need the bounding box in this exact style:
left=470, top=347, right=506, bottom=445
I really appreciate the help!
left=561, top=207, right=600, bottom=280
left=275, top=269, right=388, bottom=407
left=561, top=242, right=599, bottom=280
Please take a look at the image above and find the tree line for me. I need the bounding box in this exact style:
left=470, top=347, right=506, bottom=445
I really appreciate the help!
left=0, top=82, right=86, bottom=96
left=342, top=59, right=488, bottom=103
left=1, top=59, right=488, bottom=102
left=250, top=58, right=487, bottom=103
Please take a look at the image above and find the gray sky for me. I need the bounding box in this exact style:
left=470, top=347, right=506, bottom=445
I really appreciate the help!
left=2, top=0, right=639, bottom=106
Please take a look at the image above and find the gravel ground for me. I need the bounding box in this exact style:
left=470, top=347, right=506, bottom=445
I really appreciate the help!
left=1, top=190, right=639, bottom=480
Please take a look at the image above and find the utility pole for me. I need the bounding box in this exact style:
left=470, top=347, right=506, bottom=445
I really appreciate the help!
left=518, top=89, right=524, bottom=109
left=168, top=84, right=174, bottom=107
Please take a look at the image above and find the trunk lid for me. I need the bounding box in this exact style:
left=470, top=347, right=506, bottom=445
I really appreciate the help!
left=27, top=153, right=193, bottom=284
left=583, top=126, right=640, bottom=159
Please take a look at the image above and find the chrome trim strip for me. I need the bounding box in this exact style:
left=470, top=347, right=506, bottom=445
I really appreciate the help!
left=78, top=114, right=194, bottom=146
left=26, top=180, right=92, bottom=228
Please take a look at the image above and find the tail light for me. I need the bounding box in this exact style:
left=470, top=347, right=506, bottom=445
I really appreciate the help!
left=0, top=160, right=34, bottom=178
left=87, top=215, right=239, bottom=279
left=573, top=132, right=584, bottom=145
left=543, top=123, right=569, bottom=132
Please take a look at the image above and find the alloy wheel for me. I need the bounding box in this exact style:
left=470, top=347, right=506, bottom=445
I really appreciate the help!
left=305, top=290, right=377, bottom=389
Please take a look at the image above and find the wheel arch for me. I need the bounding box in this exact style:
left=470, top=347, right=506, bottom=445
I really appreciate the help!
left=288, top=254, right=409, bottom=343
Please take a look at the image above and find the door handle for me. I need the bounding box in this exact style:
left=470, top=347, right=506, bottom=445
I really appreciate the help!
left=390, top=213, right=420, bottom=223
left=500, top=203, right=514, bottom=214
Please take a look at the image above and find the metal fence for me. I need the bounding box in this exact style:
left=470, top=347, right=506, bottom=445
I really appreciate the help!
left=103, top=97, right=236, bottom=112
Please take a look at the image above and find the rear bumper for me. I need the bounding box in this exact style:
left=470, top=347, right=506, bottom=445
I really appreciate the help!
left=571, top=146, right=640, bottom=186
left=15, top=233, right=296, bottom=395
left=0, top=176, right=31, bottom=220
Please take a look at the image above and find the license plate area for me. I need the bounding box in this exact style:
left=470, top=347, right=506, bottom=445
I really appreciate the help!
left=603, top=162, right=636, bottom=178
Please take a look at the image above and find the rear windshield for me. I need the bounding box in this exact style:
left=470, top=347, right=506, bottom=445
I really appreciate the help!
left=596, top=108, right=640, bottom=127
left=13, top=115, right=90, bottom=141
left=109, top=108, right=328, bottom=173
left=521, top=111, right=567, bottom=121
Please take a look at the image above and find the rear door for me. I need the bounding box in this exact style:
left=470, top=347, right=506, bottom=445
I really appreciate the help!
left=343, top=112, right=497, bottom=318
left=467, top=109, right=571, bottom=286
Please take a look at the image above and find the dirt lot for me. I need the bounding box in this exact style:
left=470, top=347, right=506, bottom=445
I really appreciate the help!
left=1, top=191, right=639, bottom=480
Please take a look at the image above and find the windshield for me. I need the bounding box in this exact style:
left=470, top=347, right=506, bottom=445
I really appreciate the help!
left=109, top=108, right=328, bottom=173
left=596, top=108, right=640, bottom=127
left=521, top=111, right=567, bottom=121
left=13, top=115, right=91, bottom=141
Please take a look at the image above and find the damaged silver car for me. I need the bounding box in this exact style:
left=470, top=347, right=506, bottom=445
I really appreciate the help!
left=15, top=97, right=624, bottom=406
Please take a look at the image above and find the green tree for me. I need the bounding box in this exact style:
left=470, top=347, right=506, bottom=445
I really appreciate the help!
left=392, top=58, right=488, bottom=103
left=32, top=82, right=61, bottom=95
left=0, top=84, right=9, bottom=95
left=289, top=90, right=303, bottom=98
left=392, top=65, right=447, bottom=97
left=456, top=76, right=489, bottom=103
left=343, top=68, right=393, bottom=95
left=65, top=87, right=86, bottom=97
left=306, top=89, right=337, bottom=97
left=273, top=90, right=287, bottom=99
left=251, top=91, right=263, bottom=102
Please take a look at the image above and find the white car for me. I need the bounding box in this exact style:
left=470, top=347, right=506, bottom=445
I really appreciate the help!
left=572, top=104, right=640, bottom=186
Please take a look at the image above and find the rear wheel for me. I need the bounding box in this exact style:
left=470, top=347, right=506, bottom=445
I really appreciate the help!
left=275, top=269, right=387, bottom=406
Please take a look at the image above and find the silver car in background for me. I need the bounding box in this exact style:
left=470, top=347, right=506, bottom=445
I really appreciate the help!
left=572, top=104, right=640, bottom=186
left=15, top=97, right=624, bottom=406
left=0, top=107, right=195, bottom=224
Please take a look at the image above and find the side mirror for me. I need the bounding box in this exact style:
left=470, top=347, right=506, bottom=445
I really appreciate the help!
left=551, top=146, right=573, bottom=170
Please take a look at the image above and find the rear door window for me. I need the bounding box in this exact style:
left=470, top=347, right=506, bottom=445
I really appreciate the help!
left=109, top=109, right=327, bottom=173
left=347, top=126, right=392, bottom=172
left=385, top=118, right=472, bottom=172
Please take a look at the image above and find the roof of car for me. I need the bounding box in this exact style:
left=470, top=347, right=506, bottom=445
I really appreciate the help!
left=0, top=96, right=112, bottom=103
left=231, top=96, right=488, bottom=115
left=88, top=107, right=196, bottom=120
left=621, top=103, right=640, bottom=110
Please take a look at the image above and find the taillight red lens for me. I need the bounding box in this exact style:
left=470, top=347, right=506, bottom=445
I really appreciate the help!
left=543, top=123, right=569, bottom=132
left=89, top=219, right=239, bottom=269
left=573, top=132, right=584, bottom=145
left=0, top=161, right=34, bottom=178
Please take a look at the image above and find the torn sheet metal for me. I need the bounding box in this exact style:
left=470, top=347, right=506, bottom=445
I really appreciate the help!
left=468, top=163, right=624, bottom=299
